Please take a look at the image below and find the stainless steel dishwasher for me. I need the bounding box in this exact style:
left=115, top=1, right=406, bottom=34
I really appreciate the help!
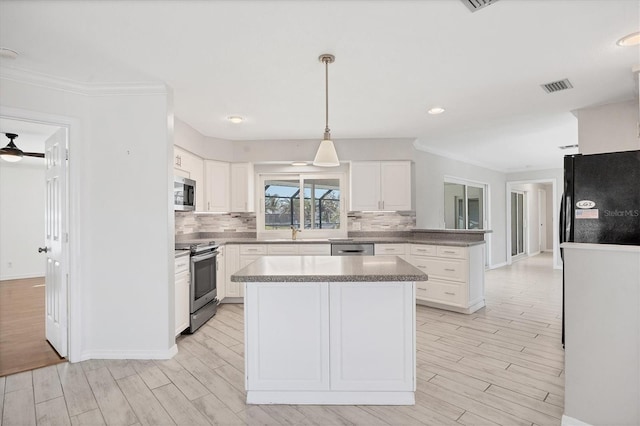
left=330, top=242, right=375, bottom=256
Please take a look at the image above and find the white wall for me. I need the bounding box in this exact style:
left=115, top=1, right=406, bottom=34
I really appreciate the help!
left=175, top=118, right=234, bottom=162
left=577, top=99, right=639, bottom=154
left=0, top=75, right=174, bottom=360
left=0, top=162, right=45, bottom=280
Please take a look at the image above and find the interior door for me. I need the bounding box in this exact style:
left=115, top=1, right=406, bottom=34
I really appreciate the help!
left=44, top=128, right=68, bottom=357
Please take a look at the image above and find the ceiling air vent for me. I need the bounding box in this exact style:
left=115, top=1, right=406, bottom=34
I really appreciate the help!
left=541, top=79, right=573, bottom=94
left=460, top=0, right=500, bottom=13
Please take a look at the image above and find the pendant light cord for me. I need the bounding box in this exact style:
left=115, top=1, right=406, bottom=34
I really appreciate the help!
left=324, top=57, right=330, bottom=137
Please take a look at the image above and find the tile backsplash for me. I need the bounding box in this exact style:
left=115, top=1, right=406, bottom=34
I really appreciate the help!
left=175, top=211, right=416, bottom=235
left=175, top=212, right=257, bottom=236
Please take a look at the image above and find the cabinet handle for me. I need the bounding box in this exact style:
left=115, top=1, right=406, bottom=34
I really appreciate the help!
left=417, top=248, right=427, bottom=252
left=208, top=202, right=210, bottom=210
left=382, top=200, right=385, bottom=209
left=444, top=268, right=455, bottom=272
left=247, top=248, right=258, bottom=251
left=443, top=250, right=456, bottom=254
left=445, top=291, right=456, bottom=295
left=176, top=262, right=186, bottom=268
left=384, top=248, right=394, bottom=251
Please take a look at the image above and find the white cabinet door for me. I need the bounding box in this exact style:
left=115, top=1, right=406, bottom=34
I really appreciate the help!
left=230, top=162, right=254, bottom=212
left=329, top=282, right=414, bottom=391
left=380, top=161, right=411, bottom=211
left=204, top=160, right=230, bottom=212
left=216, top=246, right=226, bottom=300
left=174, top=146, right=205, bottom=211
left=175, top=270, right=190, bottom=336
left=350, top=162, right=381, bottom=211
left=246, top=282, right=330, bottom=390
left=350, top=161, right=411, bottom=211
left=225, top=245, right=241, bottom=297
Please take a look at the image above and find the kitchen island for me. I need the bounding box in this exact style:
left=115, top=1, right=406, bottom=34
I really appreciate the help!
left=231, top=255, right=427, bottom=405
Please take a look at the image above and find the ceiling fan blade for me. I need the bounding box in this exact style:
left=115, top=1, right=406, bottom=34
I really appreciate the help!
left=24, top=152, right=45, bottom=158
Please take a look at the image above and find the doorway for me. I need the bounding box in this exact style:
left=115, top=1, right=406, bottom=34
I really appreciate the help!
left=0, top=116, right=70, bottom=375
left=506, top=179, right=560, bottom=269
left=510, top=191, right=526, bottom=258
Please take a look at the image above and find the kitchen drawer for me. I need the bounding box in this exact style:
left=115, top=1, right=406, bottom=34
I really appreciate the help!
left=422, top=280, right=465, bottom=306
left=376, top=243, right=406, bottom=256
left=298, top=244, right=330, bottom=255
left=268, top=244, right=298, bottom=255
left=175, top=257, right=190, bottom=275
left=240, top=245, right=267, bottom=255
left=411, top=257, right=466, bottom=282
left=437, top=246, right=466, bottom=259
left=410, top=244, right=436, bottom=257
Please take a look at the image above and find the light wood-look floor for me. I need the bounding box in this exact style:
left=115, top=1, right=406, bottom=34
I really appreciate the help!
left=1, top=253, right=564, bottom=426
left=0, top=277, right=65, bottom=378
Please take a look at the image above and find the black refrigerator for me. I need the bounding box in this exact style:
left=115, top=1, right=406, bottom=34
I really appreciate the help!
left=559, top=149, right=640, bottom=344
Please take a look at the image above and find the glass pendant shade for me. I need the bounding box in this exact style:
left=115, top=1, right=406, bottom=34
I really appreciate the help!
left=313, top=138, right=339, bottom=167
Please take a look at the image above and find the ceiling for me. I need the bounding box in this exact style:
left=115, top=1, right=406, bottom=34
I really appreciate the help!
left=0, top=0, right=638, bottom=172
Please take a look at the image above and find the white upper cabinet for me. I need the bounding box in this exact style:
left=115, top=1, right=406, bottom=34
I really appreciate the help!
left=231, top=162, right=255, bottom=212
left=174, top=146, right=204, bottom=211
left=204, top=160, right=230, bottom=212
left=350, top=161, right=412, bottom=211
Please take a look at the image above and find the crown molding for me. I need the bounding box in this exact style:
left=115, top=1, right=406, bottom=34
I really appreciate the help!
left=0, top=66, right=167, bottom=96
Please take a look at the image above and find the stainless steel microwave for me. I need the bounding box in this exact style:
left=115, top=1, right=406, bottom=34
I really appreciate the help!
left=174, top=177, right=196, bottom=211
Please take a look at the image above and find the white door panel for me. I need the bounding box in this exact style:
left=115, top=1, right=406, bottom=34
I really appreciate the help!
left=44, top=128, right=68, bottom=357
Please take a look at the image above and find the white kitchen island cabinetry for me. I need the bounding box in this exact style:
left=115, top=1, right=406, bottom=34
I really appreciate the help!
left=233, top=255, right=425, bottom=405
left=408, top=243, right=485, bottom=314
left=174, top=252, right=190, bottom=336
left=350, top=161, right=412, bottom=211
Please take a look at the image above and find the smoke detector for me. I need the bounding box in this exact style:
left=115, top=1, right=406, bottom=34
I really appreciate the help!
left=460, top=0, right=500, bottom=13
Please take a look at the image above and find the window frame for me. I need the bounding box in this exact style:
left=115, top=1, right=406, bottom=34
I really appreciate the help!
left=257, top=172, right=348, bottom=240
left=443, top=176, right=488, bottom=231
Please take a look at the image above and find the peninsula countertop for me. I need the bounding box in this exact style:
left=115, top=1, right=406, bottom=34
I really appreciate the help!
left=230, top=255, right=428, bottom=283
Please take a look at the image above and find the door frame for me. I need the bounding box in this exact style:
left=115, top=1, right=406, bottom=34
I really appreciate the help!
left=506, top=178, right=561, bottom=269
left=510, top=190, right=527, bottom=259
left=1, top=106, right=80, bottom=362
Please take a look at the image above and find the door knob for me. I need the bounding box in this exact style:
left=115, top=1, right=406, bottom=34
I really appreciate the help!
left=38, top=247, right=48, bottom=253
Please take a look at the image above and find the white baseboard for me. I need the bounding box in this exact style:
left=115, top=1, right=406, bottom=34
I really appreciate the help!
left=562, top=414, right=592, bottom=426
left=80, top=345, right=178, bottom=361
left=529, top=250, right=541, bottom=257
left=247, top=390, right=415, bottom=405
left=0, top=273, right=45, bottom=281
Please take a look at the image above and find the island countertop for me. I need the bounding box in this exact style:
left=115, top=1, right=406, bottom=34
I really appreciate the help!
left=230, top=255, right=428, bottom=283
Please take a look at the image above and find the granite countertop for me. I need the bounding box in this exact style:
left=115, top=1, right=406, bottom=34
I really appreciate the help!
left=176, top=237, right=485, bottom=247
left=230, top=255, right=428, bottom=283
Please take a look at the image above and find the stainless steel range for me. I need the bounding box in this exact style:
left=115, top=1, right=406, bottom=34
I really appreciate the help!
left=175, top=241, right=219, bottom=333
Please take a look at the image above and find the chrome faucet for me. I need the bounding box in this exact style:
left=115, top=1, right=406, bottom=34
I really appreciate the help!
left=291, top=226, right=301, bottom=240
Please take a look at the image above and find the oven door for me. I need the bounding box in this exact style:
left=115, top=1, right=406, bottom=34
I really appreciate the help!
left=190, top=250, right=218, bottom=312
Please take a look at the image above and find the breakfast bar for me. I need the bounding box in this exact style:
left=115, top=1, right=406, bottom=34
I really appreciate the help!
left=231, top=255, right=427, bottom=405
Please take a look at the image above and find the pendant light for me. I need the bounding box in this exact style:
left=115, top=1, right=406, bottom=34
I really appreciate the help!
left=313, top=54, right=340, bottom=167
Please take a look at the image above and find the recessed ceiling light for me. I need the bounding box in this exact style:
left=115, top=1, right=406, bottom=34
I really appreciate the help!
left=0, top=48, right=19, bottom=60
left=226, top=116, right=244, bottom=124
left=617, top=31, right=640, bottom=47
left=291, top=161, right=308, bottom=166
left=427, top=106, right=445, bottom=115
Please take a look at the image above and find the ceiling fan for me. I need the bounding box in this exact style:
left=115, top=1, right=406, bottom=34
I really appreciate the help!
left=0, top=133, right=44, bottom=162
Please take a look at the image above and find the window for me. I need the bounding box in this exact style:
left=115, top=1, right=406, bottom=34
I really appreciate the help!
left=258, top=174, right=346, bottom=239
left=444, top=179, right=487, bottom=230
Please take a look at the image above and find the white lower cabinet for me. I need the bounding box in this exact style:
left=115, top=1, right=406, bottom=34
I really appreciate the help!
left=408, top=243, right=485, bottom=314
left=224, top=245, right=241, bottom=298
left=375, top=243, right=408, bottom=260
left=175, top=255, right=190, bottom=336
left=328, top=282, right=414, bottom=391
left=245, top=280, right=415, bottom=400
left=245, top=282, right=330, bottom=390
